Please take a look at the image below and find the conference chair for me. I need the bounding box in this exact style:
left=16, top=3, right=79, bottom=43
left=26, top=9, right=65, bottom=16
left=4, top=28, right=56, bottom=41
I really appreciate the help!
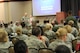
left=38, top=48, right=54, bottom=53
left=8, top=46, right=14, bottom=53
left=28, top=48, right=38, bottom=53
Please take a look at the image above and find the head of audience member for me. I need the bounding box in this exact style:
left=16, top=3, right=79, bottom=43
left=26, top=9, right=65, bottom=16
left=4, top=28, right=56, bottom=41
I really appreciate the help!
left=16, top=27, right=22, bottom=35
left=12, top=37, right=19, bottom=45
left=61, top=19, right=65, bottom=24
left=14, top=40, right=28, bottom=53
left=21, top=22, right=25, bottom=28
left=64, top=25, right=72, bottom=33
left=0, top=24, right=3, bottom=28
left=67, top=11, right=72, bottom=16
left=15, top=21, right=21, bottom=26
left=32, top=27, right=41, bottom=37
left=55, top=45, right=71, bottom=53
left=26, top=24, right=31, bottom=30
left=0, top=29, right=8, bottom=42
left=4, top=23, right=8, bottom=28
left=37, top=26, right=44, bottom=35
left=45, top=24, right=51, bottom=30
left=32, top=20, right=37, bottom=28
left=68, top=20, right=74, bottom=27
left=56, top=28, right=67, bottom=41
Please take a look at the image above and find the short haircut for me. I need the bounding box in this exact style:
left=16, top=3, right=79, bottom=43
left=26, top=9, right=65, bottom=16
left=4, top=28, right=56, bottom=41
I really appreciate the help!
left=67, top=11, right=72, bottom=15
left=37, top=26, right=44, bottom=35
left=55, top=45, right=71, bottom=53
left=32, top=27, right=41, bottom=36
left=14, top=40, right=28, bottom=53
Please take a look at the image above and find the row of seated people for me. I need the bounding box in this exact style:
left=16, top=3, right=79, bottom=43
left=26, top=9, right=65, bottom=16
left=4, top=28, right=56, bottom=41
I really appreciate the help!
left=0, top=19, right=80, bottom=53
left=9, top=40, right=72, bottom=53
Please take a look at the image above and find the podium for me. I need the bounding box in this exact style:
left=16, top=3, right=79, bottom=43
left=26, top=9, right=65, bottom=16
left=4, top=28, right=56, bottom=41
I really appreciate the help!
left=56, top=12, right=66, bottom=24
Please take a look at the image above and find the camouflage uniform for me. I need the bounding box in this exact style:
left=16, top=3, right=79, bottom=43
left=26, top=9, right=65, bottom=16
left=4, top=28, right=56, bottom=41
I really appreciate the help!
left=44, top=30, right=56, bottom=40
left=24, top=35, right=46, bottom=49
left=24, top=35, right=47, bottom=53
left=16, top=34, right=28, bottom=41
left=65, top=33, right=75, bottom=49
left=49, top=39, right=72, bottom=51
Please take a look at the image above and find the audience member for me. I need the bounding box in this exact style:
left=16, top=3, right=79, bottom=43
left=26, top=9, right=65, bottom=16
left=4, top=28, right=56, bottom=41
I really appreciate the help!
left=14, top=40, right=28, bottom=53
left=64, top=25, right=75, bottom=49
left=68, top=20, right=79, bottom=37
left=24, top=27, right=46, bottom=50
left=37, top=26, right=49, bottom=47
left=4, top=23, right=13, bottom=35
left=49, top=28, right=71, bottom=51
left=65, top=11, right=78, bottom=30
left=44, top=23, right=56, bottom=41
left=55, top=45, right=71, bottom=53
left=0, top=29, right=11, bottom=53
left=21, top=22, right=28, bottom=35
left=15, top=27, right=28, bottom=41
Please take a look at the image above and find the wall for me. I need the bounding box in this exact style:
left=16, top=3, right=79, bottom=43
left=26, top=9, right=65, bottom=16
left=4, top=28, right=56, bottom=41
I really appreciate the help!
left=9, top=2, right=25, bottom=22
left=0, top=3, right=5, bottom=23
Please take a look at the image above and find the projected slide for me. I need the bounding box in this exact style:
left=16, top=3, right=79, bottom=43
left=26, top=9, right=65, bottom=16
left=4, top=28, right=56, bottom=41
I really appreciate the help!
left=32, top=0, right=61, bottom=16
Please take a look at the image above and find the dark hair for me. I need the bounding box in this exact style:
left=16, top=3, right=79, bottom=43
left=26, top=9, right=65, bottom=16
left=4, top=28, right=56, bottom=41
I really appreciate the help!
left=55, top=45, right=71, bottom=53
left=67, top=11, right=72, bottom=15
left=32, top=27, right=41, bottom=36
left=37, top=26, right=44, bottom=35
left=14, top=40, right=28, bottom=53
left=4, top=23, right=8, bottom=28
left=21, top=22, right=25, bottom=28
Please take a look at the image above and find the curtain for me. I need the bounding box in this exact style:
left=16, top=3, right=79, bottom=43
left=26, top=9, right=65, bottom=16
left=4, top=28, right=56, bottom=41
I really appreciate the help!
left=61, top=0, right=80, bottom=16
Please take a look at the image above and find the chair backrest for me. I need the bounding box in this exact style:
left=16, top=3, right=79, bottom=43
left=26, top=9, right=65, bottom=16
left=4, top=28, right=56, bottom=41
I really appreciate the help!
left=72, top=39, right=77, bottom=51
left=38, top=48, right=54, bottom=53
left=0, top=48, right=9, bottom=53
left=29, top=48, right=38, bottom=53
left=8, top=46, right=14, bottom=53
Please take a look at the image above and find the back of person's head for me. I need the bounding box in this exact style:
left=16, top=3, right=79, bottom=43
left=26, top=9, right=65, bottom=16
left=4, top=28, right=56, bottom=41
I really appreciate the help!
left=37, top=26, right=44, bottom=35
left=45, top=24, right=51, bottom=30
left=15, top=27, right=22, bottom=35
left=55, top=45, right=71, bottom=53
left=4, top=23, right=8, bottom=28
left=0, top=29, right=8, bottom=42
left=64, top=25, right=72, bottom=33
left=14, top=40, right=28, bottom=53
left=32, top=27, right=41, bottom=37
left=21, top=22, right=25, bottom=28
left=68, top=20, right=74, bottom=27
left=67, top=11, right=72, bottom=16
left=56, top=28, right=67, bottom=39
left=32, top=20, right=37, bottom=27
left=12, top=37, right=19, bottom=45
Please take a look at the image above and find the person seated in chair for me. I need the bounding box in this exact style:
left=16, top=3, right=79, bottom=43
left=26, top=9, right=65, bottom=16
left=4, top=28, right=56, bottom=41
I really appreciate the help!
left=14, top=40, right=28, bottom=53
left=55, top=45, right=71, bottom=53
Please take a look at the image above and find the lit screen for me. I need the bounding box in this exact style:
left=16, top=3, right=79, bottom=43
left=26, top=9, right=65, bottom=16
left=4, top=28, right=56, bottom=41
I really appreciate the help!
left=32, top=0, right=61, bottom=16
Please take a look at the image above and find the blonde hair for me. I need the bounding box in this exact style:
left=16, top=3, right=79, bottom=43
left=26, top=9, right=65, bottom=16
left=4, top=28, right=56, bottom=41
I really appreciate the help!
left=56, top=28, right=67, bottom=38
left=0, top=29, right=8, bottom=42
left=64, top=25, right=72, bottom=33
left=45, top=24, right=51, bottom=30
left=68, top=20, right=74, bottom=26
left=16, top=27, right=22, bottom=35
